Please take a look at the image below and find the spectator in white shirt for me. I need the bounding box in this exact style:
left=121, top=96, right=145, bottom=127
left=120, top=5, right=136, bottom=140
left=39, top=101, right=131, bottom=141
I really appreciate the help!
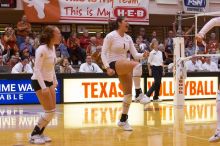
left=202, top=57, right=218, bottom=72
left=185, top=57, right=203, bottom=72
left=79, top=55, right=103, bottom=73
left=11, top=57, right=33, bottom=73
left=209, top=48, right=219, bottom=66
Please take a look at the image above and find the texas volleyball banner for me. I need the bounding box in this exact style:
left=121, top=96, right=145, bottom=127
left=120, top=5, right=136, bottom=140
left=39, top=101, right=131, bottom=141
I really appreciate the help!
left=146, top=77, right=218, bottom=100
left=22, top=0, right=149, bottom=25
left=63, top=78, right=144, bottom=103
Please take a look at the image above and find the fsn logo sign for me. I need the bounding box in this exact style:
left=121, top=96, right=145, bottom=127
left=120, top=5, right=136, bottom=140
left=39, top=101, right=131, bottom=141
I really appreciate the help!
left=183, top=0, right=208, bottom=13
left=184, top=0, right=206, bottom=7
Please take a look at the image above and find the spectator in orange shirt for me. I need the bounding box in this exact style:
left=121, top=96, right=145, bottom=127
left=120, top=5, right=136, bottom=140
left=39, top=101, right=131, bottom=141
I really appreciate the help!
left=91, top=45, right=103, bottom=69
left=67, top=32, right=80, bottom=49
left=96, top=31, right=103, bottom=46
left=2, top=27, right=18, bottom=56
left=16, top=15, right=31, bottom=46
left=207, top=33, right=219, bottom=53
left=86, top=36, right=97, bottom=55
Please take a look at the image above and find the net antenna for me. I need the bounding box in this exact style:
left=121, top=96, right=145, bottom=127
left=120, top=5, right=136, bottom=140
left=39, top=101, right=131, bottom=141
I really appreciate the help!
left=176, top=11, right=183, bottom=37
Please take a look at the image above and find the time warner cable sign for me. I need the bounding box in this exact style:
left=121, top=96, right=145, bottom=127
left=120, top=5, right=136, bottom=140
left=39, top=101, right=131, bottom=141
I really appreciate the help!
left=183, top=0, right=208, bottom=13
left=0, top=80, right=61, bottom=104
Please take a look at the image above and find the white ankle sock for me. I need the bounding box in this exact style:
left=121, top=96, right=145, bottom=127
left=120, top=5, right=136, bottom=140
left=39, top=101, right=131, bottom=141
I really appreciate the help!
left=216, top=100, right=220, bottom=130
left=217, top=90, right=220, bottom=101
left=133, top=77, right=141, bottom=89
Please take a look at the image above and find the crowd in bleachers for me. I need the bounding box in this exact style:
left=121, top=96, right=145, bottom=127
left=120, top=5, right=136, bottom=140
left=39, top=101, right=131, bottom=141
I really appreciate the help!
left=0, top=15, right=219, bottom=74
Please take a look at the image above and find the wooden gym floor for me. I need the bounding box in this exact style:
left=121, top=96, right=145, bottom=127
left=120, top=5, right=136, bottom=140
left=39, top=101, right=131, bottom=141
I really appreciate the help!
left=0, top=100, right=218, bottom=146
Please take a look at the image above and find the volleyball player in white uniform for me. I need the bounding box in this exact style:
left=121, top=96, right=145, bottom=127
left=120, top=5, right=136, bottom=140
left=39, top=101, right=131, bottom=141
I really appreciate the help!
left=196, top=17, right=220, bottom=142
left=30, top=25, right=61, bottom=144
left=101, top=16, right=150, bottom=131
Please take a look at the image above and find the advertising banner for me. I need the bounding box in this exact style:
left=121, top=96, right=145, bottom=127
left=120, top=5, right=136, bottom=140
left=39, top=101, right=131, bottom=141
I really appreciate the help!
left=146, top=77, right=218, bottom=100
left=183, top=0, right=209, bottom=13
left=0, top=80, right=61, bottom=104
left=64, top=78, right=144, bottom=103
left=22, top=0, right=149, bottom=25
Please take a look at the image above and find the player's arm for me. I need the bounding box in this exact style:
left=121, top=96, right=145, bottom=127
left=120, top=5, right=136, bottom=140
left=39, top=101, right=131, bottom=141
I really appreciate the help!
left=196, top=17, right=220, bottom=41
left=101, top=34, right=111, bottom=69
left=53, top=69, right=58, bottom=86
left=34, top=47, right=47, bottom=89
left=147, top=52, right=153, bottom=76
left=101, top=34, right=115, bottom=76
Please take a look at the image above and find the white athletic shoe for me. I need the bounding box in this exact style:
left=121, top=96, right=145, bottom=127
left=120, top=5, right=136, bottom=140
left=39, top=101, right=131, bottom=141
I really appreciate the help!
left=135, top=93, right=151, bottom=104
left=41, top=134, right=52, bottom=142
left=117, top=120, right=133, bottom=131
left=209, top=129, right=220, bottom=142
left=153, top=98, right=163, bottom=102
left=29, top=134, right=45, bottom=144
left=217, top=92, right=220, bottom=101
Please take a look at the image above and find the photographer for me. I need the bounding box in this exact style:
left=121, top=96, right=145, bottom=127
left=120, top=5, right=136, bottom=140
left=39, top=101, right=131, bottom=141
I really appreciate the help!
left=59, top=57, right=76, bottom=73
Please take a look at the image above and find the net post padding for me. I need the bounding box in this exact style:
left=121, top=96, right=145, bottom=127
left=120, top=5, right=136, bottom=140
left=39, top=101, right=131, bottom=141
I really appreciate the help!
left=173, top=37, right=186, bottom=106
left=173, top=37, right=220, bottom=106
